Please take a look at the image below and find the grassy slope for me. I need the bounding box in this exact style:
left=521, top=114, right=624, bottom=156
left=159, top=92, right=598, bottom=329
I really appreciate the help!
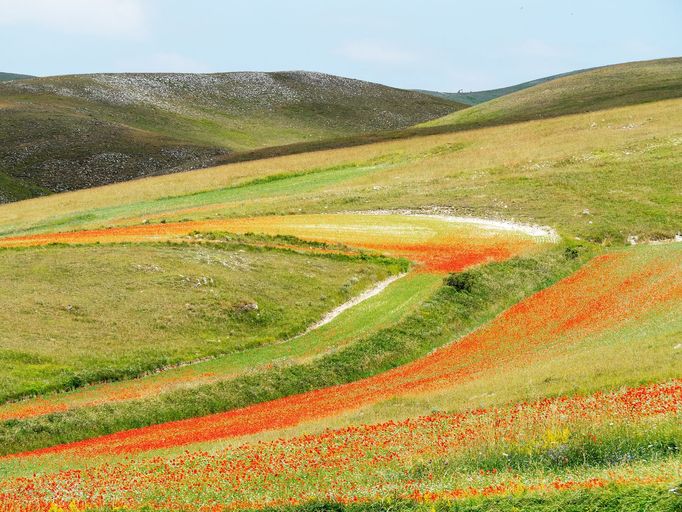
left=417, top=67, right=591, bottom=105
left=0, top=97, right=679, bottom=244
left=423, top=57, right=682, bottom=129
left=0, top=69, right=680, bottom=510
left=0, top=272, right=440, bottom=422
left=0, top=239, right=397, bottom=403
left=2, top=244, right=680, bottom=510
left=0, top=72, right=460, bottom=201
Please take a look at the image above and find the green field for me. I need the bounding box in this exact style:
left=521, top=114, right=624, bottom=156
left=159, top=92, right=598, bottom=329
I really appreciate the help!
left=0, top=240, right=399, bottom=402
left=1, top=95, right=680, bottom=245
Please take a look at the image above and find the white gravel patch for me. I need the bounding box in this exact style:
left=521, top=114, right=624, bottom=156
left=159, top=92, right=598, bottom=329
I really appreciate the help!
left=290, top=272, right=408, bottom=340
left=346, top=209, right=560, bottom=242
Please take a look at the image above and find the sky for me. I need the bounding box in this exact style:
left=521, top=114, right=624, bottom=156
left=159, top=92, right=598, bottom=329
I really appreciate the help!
left=0, top=0, right=680, bottom=91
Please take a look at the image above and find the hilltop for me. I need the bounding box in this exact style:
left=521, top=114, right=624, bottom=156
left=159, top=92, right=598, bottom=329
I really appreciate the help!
left=417, top=68, right=591, bottom=105
left=0, top=71, right=461, bottom=202
left=422, top=57, right=682, bottom=129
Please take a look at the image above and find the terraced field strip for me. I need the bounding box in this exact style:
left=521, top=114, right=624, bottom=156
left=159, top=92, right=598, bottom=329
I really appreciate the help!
left=6, top=244, right=678, bottom=461
left=0, top=213, right=555, bottom=272
left=1, top=381, right=678, bottom=510
left=0, top=273, right=440, bottom=421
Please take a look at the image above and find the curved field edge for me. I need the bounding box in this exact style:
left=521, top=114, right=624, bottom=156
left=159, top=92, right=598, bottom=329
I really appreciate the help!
left=0, top=211, right=547, bottom=418
left=3, top=240, right=680, bottom=465
left=0, top=244, right=591, bottom=456
left=0, top=213, right=555, bottom=277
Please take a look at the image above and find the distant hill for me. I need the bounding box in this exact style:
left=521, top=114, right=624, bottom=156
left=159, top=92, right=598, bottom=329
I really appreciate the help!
left=0, top=71, right=462, bottom=202
left=0, top=72, right=34, bottom=82
left=421, top=57, right=682, bottom=130
left=417, top=69, right=592, bottom=105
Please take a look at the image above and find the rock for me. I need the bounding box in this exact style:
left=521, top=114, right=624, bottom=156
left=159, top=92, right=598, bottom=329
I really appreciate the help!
left=235, top=301, right=259, bottom=313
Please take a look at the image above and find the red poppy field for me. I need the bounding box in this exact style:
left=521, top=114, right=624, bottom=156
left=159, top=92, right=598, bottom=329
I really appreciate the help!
left=5, top=244, right=678, bottom=460
left=1, top=381, right=679, bottom=511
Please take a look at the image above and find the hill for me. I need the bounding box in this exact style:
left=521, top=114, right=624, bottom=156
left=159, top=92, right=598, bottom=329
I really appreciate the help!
left=0, top=72, right=34, bottom=82
left=422, top=57, right=682, bottom=129
left=0, top=71, right=461, bottom=202
left=417, top=68, right=590, bottom=105
left=0, top=62, right=679, bottom=511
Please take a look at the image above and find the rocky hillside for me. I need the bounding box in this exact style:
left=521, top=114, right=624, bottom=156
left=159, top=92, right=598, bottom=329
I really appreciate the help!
left=0, top=71, right=462, bottom=202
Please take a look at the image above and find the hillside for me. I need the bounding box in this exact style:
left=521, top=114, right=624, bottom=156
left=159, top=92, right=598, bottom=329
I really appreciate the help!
left=0, top=72, right=34, bottom=82
left=422, top=57, right=682, bottom=129
left=0, top=71, right=461, bottom=202
left=0, top=60, right=680, bottom=511
left=417, top=68, right=590, bottom=105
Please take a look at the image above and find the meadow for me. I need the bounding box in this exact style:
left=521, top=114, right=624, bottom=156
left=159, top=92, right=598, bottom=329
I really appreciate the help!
left=0, top=239, right=400, bottom=402
left=0, top=59, right=680, bottom=511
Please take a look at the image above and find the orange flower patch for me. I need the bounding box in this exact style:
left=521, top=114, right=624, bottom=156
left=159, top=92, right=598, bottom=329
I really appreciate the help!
left=0, top=214, right=549, bottom=273
left=4, top=246, right=678, bottom=461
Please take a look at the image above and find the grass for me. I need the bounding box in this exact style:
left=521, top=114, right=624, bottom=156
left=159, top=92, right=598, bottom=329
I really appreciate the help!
left=0, top=272, right=439, bottom=422
left=0, top=64, right=680, bottom=511
left=0, top=73, right=33, bottom=82
left=0, top=170, right=48, bottom=203
left=0, top=244, right=589, bottom=457
left=0, top=96, right=679, bottom=244
left=238, top=243, right=681, bottom=447
left=1, top=381, right=679, bottom=510
left=0, top=238, right=399, bottom=403
left=237, top=486, right=682, bottom=512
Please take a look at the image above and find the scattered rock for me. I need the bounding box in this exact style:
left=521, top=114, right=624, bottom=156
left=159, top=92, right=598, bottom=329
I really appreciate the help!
left=234, top=301, right=259, bottom=313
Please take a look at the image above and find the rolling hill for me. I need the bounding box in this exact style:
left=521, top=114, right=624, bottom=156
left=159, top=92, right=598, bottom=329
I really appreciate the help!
left=0, top=72, right=34, bottom=82
left=417, top=68, right=591, bottom=105
left=421, top=57, right=682, bottom=129
left=0, top=71, right=462, bottom=202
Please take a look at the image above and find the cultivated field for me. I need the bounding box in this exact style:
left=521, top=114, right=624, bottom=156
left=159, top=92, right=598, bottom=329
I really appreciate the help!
left=0, top=58, right=680, bottom=511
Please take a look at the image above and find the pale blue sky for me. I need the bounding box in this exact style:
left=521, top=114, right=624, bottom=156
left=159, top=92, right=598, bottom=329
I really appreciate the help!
left=1, top=0, right=680, bottom=91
